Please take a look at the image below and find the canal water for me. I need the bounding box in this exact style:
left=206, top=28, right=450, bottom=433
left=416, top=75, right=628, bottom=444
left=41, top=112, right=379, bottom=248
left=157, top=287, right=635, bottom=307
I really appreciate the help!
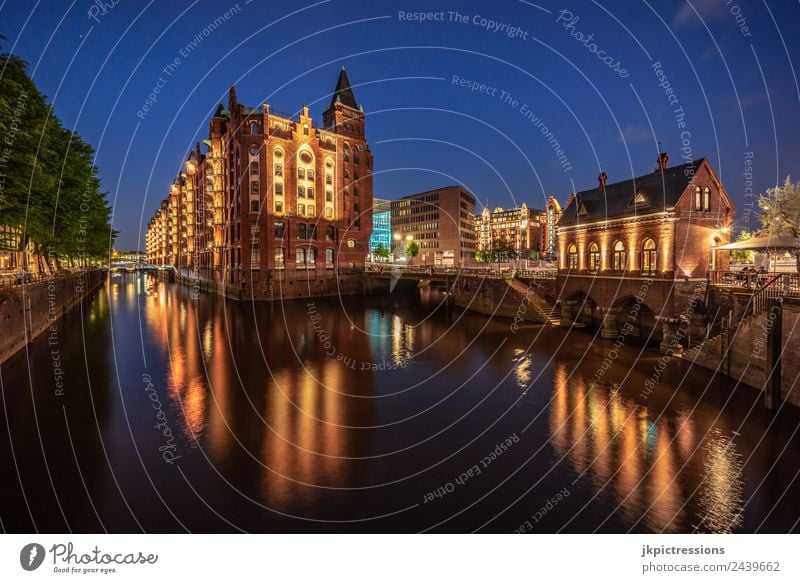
left=1, top=272, right=798, bottom=533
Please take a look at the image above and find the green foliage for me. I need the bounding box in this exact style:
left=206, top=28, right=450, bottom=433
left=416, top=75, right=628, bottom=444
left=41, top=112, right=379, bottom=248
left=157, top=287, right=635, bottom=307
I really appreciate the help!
left=404, top=241, right=419, bottom=260
left=0, top=50, right=114, bottom=270
left=374, top=243, right=389, bottom=259
left=756, top=176, right=800, bottom=270
left=757, top=176, right=800, bottom=238
left=730, top=229, right=755, bottom=264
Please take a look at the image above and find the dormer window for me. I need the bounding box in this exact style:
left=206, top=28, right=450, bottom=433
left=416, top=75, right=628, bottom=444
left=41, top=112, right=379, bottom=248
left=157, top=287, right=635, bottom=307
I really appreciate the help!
left=633, top=191, right=646, bottom=204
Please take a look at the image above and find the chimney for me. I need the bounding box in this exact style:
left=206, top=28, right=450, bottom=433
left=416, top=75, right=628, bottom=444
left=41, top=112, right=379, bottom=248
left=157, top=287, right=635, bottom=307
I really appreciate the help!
left=657, top=151, right=669, bottom=171
left=598, top=171, right=607, bottom=188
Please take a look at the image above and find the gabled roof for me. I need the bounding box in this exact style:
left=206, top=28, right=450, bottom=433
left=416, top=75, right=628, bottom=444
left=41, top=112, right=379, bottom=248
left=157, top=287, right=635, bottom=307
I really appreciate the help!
left=329, top=67, right=358, bottom=110
left=558, top=157, right=708, bottom=226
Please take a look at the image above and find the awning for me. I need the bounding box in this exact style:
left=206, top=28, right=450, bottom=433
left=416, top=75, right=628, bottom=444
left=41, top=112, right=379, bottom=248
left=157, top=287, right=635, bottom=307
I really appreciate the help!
left=717, top=235, right=800, bottom=251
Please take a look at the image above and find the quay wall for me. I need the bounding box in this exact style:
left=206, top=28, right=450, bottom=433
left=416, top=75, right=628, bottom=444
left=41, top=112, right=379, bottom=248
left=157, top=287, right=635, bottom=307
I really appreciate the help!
left=689, top=298, right=800, bottom=408
left=0, top=270, right=105, bottom=365
left=175, top=267, right=370, bottom=301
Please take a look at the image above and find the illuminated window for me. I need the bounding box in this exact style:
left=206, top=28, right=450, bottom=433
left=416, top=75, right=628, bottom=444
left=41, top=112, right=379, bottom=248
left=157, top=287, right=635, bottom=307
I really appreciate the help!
left=274, top=164, right=282, bottom=177
left=588, top=242, right=600, bottom=272
left=613, top=240, right=626, bottom=270
left=307, top=247, right=316, bottom=265
left=275, top=183, right=283, bottom=196
left=296, top=248, right=306, bottom=265
left=325, top=207, right=333, bottom=219
left=307, top=169, right=314, bottom=181
left=274, top=247, right=284, bottom=268
left=325, top=248, right=334, bottom=266
left=703, top=187, right=710, bottom=211
left=250, top=161, right=258, bottom=174
left=308, top=205, right=315, bottom=217
left=695, top=186, right=702, bottom=210
left=347, top=238, right=355, bottom=249
left=275, top=200, right=283, bottom=213
left=298, top=203, right=305, bottom=215
left=642, top=238, right=657, bottom=273
left=298, top=168, right=305, bottom=179
left=567, top=244, right=578, bottom=270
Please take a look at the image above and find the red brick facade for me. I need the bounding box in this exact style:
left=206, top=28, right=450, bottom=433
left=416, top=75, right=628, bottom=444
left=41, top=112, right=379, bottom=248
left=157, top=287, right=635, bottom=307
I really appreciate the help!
left=556, top=155, right=735, bottom=351
left=146, top=69, right=373, bottom=297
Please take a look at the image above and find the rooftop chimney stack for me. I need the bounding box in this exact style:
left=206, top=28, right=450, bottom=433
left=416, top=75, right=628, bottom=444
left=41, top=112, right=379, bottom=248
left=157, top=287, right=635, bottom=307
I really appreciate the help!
left=598, top=171, right=608, bottom=188
left=657, top=151, right=669, bottom=171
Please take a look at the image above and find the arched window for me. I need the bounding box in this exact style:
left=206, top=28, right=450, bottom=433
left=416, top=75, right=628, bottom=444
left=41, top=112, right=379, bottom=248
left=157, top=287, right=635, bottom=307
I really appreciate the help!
left=703, top=187, right=710, bottom=211
left=567, top=244, right=578, bottom=270
left=250, top=122, right=259, bottom=135
left=325, top=248, right=334, bottom=266
left=274, top=247, right=284, bottom=269
left=695, top=186, right=702, bottom=211
left=613, top=240, right=626, bottom=270
left=307, top=247, right=316, bottom=265
left=642, top=238, right=657, bottom=273
left=588, top=242, right=600, bottom=272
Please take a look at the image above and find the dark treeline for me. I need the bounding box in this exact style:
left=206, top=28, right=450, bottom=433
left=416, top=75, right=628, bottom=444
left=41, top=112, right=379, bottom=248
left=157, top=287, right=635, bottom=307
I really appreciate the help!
left=0, top=38, right=115, bottom=273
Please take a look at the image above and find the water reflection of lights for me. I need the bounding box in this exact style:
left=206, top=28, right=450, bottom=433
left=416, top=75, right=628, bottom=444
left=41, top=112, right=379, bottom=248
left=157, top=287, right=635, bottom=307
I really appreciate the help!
left=512, top=348, right=532, bottom=391
left=390, top=315, right=415, bottom=365
left=695, top=428, right=744, bottom=533
left=549, top=366, right=692, bottom=531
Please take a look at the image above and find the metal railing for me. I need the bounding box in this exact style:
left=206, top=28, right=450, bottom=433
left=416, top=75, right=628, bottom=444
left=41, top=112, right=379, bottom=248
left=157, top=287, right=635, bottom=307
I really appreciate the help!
left=0, top=268, right=98, bottom=289
left=710, top=270, right=799, bottom=296
left=363, top=264, right=558, bottom=280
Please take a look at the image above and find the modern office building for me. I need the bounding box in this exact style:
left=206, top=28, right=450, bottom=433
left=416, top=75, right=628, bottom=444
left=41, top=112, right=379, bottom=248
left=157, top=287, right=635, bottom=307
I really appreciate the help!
left=390, top=185, right=476, bottom=266
left=368, top=197, right=392, bottom=258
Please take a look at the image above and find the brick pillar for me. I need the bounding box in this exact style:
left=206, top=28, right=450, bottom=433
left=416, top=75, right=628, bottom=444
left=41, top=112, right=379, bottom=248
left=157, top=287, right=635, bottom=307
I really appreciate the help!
left=600, top=307, right=620, bottom=339
left=659, top=318, right=683, bottom=355
left=560, top=300, right=576, bottom=326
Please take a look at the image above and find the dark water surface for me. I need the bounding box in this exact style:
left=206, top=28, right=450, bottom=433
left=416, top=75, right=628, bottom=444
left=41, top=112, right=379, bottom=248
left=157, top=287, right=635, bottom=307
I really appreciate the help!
left=1, top=272, right=798, bottom=533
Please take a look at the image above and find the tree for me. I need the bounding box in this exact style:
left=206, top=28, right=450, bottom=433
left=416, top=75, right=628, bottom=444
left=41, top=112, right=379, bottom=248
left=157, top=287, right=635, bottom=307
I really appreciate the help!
left=730, top=229, right=755, bottom=264
left=374, top=243, right=389, bottom=261
left=491, top=238, right=518, bottom=263
left=404, top=241, right=419, bottom=262
left=0, top=48, right=115, bottom=272
left=757, top=176, right=800, bottom=270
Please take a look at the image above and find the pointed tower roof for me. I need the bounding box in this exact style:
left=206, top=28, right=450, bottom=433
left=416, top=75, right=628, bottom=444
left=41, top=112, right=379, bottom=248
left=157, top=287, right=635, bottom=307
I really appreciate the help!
left=329, top=67, right=358, bottom=109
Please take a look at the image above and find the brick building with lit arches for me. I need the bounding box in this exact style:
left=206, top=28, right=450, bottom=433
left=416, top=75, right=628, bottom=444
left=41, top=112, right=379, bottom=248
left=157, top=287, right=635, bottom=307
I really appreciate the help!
left=555, top=153, right=734, bottom=353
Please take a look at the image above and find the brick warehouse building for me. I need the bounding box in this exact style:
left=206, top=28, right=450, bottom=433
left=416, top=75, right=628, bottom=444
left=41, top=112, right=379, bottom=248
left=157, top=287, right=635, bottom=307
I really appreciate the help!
left=146, top=68, right=373, bottom=299
left=390, top=186, right=477, bottom=267
left=556, top=154, right=734, bottom=353
left=474, top=197, right=562, bottom=261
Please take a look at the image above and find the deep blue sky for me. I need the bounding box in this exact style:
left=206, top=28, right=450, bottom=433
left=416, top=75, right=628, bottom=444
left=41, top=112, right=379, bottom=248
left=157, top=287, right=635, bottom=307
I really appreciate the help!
left=2, top=0, right=799, bottom=250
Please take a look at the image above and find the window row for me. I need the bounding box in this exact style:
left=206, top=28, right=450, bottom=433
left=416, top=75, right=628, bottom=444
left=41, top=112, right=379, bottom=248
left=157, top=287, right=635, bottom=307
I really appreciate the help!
left=565, top=238, right=658, bottom=273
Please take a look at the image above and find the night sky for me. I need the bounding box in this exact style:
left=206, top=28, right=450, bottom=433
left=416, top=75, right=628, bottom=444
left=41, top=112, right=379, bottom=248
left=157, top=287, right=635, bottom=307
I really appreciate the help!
left=2, top=0, right=799, bottom=250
